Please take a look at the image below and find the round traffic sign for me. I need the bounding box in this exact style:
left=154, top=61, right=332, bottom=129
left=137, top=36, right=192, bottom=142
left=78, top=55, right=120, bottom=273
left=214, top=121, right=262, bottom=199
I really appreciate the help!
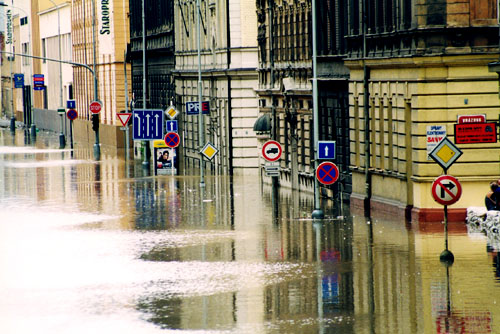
left=89, top=101, right=102, bottom=114
left=431, top=175, right=462, bottom=206
left=164, top=132, right=180, bottom=148
left=316, top=162, right=339, bottom=185
left=262, top=140, right=282, bottom=162
left=66, top=109, right=78, bottom=121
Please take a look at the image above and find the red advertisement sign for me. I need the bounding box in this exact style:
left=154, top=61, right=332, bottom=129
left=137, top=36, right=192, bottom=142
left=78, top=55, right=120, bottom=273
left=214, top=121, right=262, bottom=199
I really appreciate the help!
left=454, top=123, right=497, bottom=144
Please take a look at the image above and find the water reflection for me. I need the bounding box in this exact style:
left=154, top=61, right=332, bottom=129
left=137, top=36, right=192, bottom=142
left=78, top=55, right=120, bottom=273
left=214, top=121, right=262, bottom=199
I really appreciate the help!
left=1, top=127, right=500, bottom=334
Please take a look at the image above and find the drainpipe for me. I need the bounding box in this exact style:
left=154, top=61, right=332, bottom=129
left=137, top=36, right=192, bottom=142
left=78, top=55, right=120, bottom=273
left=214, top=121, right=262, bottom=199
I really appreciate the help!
left=226, top=0, right=233, bottom=174
left=363, top=0, right=371, bottom=217
left=268, top=0, right=278, bottom=192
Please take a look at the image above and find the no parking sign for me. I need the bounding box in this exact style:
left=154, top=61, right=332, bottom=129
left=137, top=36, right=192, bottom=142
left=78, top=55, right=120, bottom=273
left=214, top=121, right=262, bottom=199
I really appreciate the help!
left=316, top=162, right=339, bottom=185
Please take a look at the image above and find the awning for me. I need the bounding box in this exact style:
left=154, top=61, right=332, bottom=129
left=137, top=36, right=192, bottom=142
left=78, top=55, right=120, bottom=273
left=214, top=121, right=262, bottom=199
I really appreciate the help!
left=253, top=113, right=271, bottom=133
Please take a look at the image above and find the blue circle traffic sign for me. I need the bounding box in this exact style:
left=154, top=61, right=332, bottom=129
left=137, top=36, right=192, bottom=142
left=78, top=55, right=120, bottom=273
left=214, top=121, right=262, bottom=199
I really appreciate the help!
left=164, top=132, right=180, bottom=148
left=67, top=109, right=78, bottom=121
left=316, top=162, right=339, bottom=185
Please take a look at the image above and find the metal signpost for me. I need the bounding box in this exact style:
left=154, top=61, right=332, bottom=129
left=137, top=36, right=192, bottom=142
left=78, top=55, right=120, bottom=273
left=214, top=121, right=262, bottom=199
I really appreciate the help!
left=66, top=108, right=78, bottom=149
left=117, top=113, right=132, bottom=160
left=429, top=136, right=463, bottom=263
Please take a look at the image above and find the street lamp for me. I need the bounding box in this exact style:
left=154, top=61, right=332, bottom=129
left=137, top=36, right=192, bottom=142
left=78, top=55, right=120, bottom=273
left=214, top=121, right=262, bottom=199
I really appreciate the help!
left=91, top=0, right=100, bottom=159
left=46, top=0, right=65, bottom=148
left=311, top=0, right=323, bottom=219
left=197, top=0, right=205, bottom=187
left=0, top=2, right=36, bottom=136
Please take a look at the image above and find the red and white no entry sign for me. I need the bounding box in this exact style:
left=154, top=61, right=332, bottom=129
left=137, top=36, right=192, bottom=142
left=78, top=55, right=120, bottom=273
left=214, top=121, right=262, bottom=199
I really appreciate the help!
left=431, top=175, right=462, bottom=206
left=262, top=140, right=282, bottom=162
left=89, top=101, right=102, bottom=114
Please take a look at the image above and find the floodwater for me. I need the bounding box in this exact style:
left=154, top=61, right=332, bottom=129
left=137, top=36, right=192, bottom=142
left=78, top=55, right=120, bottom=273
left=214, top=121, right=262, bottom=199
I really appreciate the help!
left=0, top=127, right=499, bottom=334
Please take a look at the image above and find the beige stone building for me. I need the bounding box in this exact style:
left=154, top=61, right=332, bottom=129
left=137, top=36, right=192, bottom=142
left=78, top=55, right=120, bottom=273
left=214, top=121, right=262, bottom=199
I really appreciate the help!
left=174, top=0, right=259, bottom=174
left=71, top=0, right=131, bottom=146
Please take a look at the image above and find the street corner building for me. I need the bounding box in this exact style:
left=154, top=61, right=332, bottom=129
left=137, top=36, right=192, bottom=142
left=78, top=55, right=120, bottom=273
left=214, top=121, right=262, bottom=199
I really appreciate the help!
left=343, top=0, right=500, bottom=222
left=253, top=0, right=500, bottom=222
left=72, top=0, right=131, bottom=148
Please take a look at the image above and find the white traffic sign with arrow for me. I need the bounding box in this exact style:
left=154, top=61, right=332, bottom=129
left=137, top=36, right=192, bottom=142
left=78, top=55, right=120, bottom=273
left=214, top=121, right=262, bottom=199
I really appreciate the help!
left=431, top=175, right=462, bottom=206
left=318, top=141, right=336, bottom=160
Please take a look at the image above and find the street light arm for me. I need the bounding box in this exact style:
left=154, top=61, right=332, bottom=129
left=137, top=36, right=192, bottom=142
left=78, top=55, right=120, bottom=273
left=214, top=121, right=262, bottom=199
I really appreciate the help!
left=0, top=50, right=95, bottom=78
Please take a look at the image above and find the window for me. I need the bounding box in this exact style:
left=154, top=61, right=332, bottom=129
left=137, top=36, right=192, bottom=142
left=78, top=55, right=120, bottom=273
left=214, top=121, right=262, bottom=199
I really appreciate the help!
left=20, top=17, right=28, bottom=25
left=42, top=38, right=46, bottom=63
left=471, top=0, right=497, bottom=26
left=22, top=42, right=29, bottom=65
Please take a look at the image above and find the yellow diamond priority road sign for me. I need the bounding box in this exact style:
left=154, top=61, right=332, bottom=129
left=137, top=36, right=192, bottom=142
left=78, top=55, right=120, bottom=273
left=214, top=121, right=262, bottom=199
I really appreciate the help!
left=429, top=136, right=463, bottom=170
left=201, top=142, right=218, bottom=160
left=165, top=106, right=179, bottom=120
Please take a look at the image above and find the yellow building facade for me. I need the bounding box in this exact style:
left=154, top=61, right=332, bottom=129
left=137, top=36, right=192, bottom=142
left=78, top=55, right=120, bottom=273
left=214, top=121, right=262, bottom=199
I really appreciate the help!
left=71, top=0, right=130, bottom=145
left=348, top=54, right=500, bottom=220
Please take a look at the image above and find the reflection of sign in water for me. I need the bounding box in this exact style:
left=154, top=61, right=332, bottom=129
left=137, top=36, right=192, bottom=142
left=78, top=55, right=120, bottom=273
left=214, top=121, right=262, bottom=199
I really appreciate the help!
left=321, top=249, right=341, bottom=306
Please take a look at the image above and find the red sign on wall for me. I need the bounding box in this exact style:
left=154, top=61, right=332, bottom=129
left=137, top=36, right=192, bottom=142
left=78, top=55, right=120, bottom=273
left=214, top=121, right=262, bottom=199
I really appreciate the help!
left=454, top=122, right=497, bottom=144
left=457, top=114, right=486, bottom=124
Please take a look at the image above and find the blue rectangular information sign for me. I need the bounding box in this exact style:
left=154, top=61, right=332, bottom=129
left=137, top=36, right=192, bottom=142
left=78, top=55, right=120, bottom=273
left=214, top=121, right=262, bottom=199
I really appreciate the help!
left=133, top=109, right=164, bottom=140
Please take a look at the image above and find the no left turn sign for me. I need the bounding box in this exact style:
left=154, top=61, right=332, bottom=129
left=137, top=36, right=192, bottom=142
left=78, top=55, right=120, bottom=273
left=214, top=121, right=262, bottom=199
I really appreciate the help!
left=431, top=175, right=462, bottom=206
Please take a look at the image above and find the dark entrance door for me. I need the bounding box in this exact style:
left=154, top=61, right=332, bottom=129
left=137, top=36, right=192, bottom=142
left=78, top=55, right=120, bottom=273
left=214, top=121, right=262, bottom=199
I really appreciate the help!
left=318, top=80, right=351, bottom=202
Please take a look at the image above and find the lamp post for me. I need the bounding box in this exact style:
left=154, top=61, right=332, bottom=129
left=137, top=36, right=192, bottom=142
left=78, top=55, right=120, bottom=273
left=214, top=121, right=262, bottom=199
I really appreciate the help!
left=47, top=0, right=65, bottom=148
left=141, top=0, right=149, bottom=167
left=91, top=0, right=100, bottom=159
left=311, top=0, right=324, bottom=219
left=0, top=2, right=34, bottom=135
left=197, top=0, right=205, bottom=187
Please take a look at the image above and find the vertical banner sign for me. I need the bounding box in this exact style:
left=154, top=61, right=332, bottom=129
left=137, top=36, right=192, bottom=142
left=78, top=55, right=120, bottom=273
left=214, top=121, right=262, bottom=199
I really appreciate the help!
left=426, top=125, right=446, bottom=160
left=98, top=0, right=114, bottom=55
left=6, top=10, right=12, bottom=45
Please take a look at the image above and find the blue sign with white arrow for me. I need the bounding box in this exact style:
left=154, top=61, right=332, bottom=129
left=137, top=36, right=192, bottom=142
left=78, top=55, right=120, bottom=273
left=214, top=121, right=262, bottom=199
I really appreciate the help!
left=166, top=120, right=178, bottom=133
left=133, top=109, right=164, bottom=140
left=318, top=141, right=336, bottom=160
left=66, top=99, right=76, bottom=109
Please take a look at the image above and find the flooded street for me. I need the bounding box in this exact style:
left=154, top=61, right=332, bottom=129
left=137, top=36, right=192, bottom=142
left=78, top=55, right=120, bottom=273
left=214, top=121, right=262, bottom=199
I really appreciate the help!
left=1, top=127, right=499, bottom=334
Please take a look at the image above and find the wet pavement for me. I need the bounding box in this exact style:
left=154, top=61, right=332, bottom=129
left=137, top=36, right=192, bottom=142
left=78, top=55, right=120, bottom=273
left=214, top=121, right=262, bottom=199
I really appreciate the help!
left=0, top=126, right=499, bottom=333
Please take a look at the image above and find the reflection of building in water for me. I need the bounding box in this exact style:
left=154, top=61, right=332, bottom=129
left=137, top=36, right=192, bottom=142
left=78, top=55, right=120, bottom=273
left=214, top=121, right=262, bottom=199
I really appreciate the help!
left=263, top=219, right=354, bottom=333
left=352, top=216, right=500, bottom=333
left=351, top=216, right=422, bottom=333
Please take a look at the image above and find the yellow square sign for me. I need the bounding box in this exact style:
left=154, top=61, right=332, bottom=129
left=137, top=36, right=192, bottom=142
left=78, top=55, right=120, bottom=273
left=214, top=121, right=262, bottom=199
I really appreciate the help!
left=201, top=142, right=218, bottom=160
left=429, top=136, right=462, bottom=170
left=165, top=106, right=178, bottom=120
